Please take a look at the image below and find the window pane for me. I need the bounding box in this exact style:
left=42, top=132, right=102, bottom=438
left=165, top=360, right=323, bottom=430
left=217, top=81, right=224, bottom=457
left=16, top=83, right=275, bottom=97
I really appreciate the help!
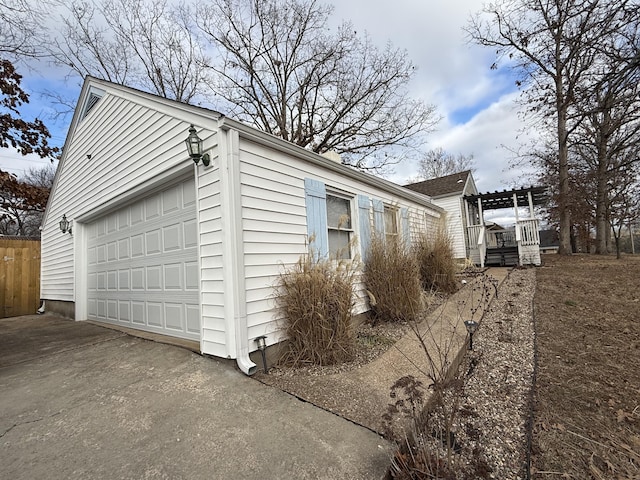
left=327, top=195, right=351, bottom=229
left=328, top=229, right=351, bottom=259
left=384, top=207, right=397, bottom=234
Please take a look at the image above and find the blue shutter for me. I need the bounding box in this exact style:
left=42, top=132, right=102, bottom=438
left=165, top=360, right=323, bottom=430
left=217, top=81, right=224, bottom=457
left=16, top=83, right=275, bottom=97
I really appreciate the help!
left=357, top=195, right=371, bottom=258
left=372, top=199, right=384, bottom=235
left=304, top=178, right=328, bottom=259
left=401, top=207, right=410, bottom=246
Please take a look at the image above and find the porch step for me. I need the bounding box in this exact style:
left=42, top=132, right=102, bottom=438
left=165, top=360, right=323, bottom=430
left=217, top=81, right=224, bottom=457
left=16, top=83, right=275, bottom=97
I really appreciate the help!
left=485, top=247, right=519, bottom=267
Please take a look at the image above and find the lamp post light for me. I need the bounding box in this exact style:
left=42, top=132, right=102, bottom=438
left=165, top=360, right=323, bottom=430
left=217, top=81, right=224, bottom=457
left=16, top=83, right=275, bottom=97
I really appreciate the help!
left=255, top=335, right=268, bottom=373
left=464, top=320, right=479, bottom=351
left=185, top=125, right=211, bottom=166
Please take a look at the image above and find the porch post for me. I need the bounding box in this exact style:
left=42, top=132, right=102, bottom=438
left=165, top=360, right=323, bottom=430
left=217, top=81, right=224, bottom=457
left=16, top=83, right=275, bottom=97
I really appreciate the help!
left=477, top=198, right=485, bottom=268
left=464, top=197, right=470, bottom=225
left=513, top=193, right=521, bottom=265
left=527, top=191, right=534, bottom=218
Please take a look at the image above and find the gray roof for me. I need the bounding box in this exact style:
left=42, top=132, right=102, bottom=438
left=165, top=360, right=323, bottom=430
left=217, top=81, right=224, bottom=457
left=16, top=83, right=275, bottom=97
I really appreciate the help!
left=404, top=170, right=471, bottom=198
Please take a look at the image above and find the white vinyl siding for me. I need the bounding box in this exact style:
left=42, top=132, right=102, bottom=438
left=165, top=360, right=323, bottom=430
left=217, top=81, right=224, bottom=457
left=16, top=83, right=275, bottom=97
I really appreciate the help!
left=430, top=195, right=467, bottom=259
left=41, top=89, right=216, bottom=302
left=237, top=140, right=442, bottom=340
left=196, top=159, right=227, bottom=357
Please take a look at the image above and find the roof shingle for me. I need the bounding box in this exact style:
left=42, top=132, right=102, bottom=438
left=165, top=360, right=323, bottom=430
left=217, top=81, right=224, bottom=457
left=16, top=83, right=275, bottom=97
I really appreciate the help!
left=404, top=170, right=471, bottom=197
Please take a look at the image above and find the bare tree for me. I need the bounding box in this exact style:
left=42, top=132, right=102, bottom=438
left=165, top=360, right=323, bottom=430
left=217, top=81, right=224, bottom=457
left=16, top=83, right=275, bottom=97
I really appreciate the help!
left=0, top=0, right=58, bottom=58
left=410, top=147, right=474, bottom=181
left=607, top=167, right=640, bottom=259
left=573, top=70, right=640, bottom=254
left=467, top=0, right=636, bottom=254
left=48, top=0, right=210, bottom=103
left=0, top=165, right=53, bottom=236
left=197, top=0, right=439, bottom=172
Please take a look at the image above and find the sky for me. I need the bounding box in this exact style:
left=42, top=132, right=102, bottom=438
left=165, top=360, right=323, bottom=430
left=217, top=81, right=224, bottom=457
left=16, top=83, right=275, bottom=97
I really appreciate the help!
left=1, top=0, right=542, bottom=224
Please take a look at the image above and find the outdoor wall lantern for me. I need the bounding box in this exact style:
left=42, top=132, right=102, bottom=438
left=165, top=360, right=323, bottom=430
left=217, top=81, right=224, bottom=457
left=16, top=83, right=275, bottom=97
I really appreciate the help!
left=255, top=335, right=268, bottom=374
left=185, top=125, right=211, bottom=166
left=59, top=214, right=73, bottom=235
left=464, top=320, right=479, bottom=350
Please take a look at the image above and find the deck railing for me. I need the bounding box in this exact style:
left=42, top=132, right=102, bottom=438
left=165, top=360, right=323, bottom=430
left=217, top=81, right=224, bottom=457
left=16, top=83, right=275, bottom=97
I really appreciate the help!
left=517, top=219, right=540, bottom=246
left=486, top=229, right=516, bottom=248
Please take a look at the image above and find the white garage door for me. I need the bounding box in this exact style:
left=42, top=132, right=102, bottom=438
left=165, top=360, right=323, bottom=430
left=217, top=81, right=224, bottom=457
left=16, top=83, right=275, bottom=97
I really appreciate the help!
left=87, top=178, right=200, bottom=341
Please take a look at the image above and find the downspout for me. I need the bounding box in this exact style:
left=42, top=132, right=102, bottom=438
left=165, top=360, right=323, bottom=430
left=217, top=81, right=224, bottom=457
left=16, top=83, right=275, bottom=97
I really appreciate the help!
left=221, top=123, right=257, bottom=375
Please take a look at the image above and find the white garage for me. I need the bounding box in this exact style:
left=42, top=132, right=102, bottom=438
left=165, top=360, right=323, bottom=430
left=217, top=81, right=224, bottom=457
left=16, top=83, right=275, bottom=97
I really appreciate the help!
left=86, top=178, right=201, bottom=341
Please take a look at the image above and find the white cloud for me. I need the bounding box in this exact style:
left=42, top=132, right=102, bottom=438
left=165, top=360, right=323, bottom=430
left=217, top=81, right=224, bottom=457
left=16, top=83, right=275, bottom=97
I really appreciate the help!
left=332, top=0, right=542, bottom=192
left=0, top=148, right=57, bottom=178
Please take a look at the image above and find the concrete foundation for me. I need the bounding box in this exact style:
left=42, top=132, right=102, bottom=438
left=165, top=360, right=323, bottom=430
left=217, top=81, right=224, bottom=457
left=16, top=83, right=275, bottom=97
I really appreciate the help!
left=41, top=299, right=75, bottom=319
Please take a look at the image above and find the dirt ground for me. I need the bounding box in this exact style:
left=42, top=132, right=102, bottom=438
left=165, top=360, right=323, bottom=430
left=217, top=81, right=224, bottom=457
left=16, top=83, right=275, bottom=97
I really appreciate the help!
left=532, top=254, right=640, bottom=479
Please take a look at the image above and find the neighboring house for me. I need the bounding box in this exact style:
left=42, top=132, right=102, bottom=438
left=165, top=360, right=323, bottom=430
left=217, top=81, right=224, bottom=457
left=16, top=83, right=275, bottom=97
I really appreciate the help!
left=40, top=77, right=444, bottom=375
left=404, top=170, right=478, bottom=260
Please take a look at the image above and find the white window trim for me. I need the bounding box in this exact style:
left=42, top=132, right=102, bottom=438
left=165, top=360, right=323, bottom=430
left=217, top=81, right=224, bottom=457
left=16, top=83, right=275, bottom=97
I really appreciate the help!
left=326, top=190, right=355, bottom=260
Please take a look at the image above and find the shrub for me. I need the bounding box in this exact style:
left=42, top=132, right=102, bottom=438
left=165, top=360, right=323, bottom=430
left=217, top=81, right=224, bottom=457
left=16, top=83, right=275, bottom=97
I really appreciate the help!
left=364, top=234, right=423, bottom=323
left=414, top=229, right=458, bottom=294
left=275, top=252, right=356, bottom=366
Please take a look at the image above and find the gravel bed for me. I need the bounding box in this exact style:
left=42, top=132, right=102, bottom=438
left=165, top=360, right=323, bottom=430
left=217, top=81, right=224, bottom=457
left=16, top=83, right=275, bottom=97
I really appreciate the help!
left=460, top=267, right=535, bottom=478
left=394, top=268, right=536, bottom=479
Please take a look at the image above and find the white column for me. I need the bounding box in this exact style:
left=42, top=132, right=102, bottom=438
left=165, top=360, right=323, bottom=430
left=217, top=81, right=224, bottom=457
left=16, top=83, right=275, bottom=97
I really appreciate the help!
left=528, top=191, right=534, bottom=219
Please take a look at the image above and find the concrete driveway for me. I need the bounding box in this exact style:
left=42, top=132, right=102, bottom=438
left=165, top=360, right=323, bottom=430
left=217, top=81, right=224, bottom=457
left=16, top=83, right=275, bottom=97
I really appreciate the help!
left=0, top=315, right=391, bottom=480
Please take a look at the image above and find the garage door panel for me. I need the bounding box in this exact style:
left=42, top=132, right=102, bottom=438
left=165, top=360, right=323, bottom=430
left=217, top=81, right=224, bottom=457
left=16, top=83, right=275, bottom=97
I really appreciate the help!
left=164, top=303, right=183, bottom=331
left=145, top=195, right=161, bottom=220
left=164, top=263, right=182, bottom=290
left=131, top=234, right=144, bottom=257
left=131, top=268, right=144, bottom=290
left=107, top=300, right=118, bottom=320
left=107, top=213, right=117, bottom=234
left=132, top=302, right=145, bottom=325
left=185, top=262, right=198, bottom=290
left=163, top=185, right=181, bottom=214
left=131, top=202, right=144, bottom=225
left=118, top=239, right=129, bottom=259
left=145, top=230, right=162, bottom=255
left=146, top=265, right=162, bottom=290
left=184, top=219, right=198, bottom=248
left=87, top=178, right=200, bottom=341
left=186, top=305, right=200, bottom=333
left=147, top=303, right=162, bottom=327
left=107, top=271, right=117, bottom=290
left=118, top=270, right=130, bottom=290
left=119, top=301, right=130, bottom=322
left=163, top=224, right=181, bottom=251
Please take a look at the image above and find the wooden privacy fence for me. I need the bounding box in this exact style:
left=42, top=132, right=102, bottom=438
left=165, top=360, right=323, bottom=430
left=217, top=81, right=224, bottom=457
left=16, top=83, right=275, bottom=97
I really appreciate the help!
left=0, top=238, right=41, bottom=318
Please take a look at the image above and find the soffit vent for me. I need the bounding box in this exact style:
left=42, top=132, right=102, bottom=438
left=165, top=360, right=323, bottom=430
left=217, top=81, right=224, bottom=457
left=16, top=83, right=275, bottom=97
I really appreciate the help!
left=81, top=88, right=105, bottom=120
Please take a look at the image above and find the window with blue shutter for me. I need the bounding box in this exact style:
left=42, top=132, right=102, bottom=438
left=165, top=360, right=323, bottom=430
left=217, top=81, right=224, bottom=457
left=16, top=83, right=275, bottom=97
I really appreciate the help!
left=304, top=178, right=329, bottom=259
left=326, top=193, right=353, bottom=259
left=401, top=207, right=410, bottom=245
left=357, top=195, right=371, bottom=258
